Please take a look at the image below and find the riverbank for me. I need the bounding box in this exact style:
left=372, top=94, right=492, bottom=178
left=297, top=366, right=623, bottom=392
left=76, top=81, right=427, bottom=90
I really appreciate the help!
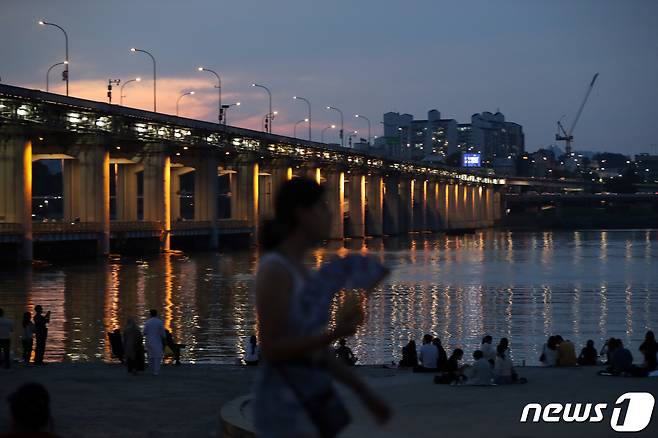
left=0, top=364, right=657, bottom=437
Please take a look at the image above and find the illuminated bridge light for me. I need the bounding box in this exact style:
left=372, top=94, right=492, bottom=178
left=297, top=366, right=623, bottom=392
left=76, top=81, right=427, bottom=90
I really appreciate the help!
left=17, top=105, right=30, bottom=117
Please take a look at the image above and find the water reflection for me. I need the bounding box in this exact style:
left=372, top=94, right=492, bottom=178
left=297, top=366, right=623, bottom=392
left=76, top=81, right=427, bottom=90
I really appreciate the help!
left=1, top=230, right=657, bottom=365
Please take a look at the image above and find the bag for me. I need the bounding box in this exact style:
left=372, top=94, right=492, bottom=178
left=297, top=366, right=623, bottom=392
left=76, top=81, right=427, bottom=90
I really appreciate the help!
left=277, top=365, right=351, bottom=438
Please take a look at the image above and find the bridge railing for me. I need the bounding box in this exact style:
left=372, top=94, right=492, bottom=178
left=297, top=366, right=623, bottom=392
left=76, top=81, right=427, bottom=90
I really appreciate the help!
left=33, top=221, right=102, bottom=233
left=0, top=223, right=23, bottom=234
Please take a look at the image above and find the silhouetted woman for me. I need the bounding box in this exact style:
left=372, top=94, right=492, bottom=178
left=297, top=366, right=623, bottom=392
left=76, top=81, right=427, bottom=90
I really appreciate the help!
left=245, top=334, right=260, bottom=366
left=399, top=339, right=418, bottom=367
left=253, top=178, right=391, bottom=438
left=21, top=312, right=34, bottom=364
left=122, top=318, right=144, bottom=375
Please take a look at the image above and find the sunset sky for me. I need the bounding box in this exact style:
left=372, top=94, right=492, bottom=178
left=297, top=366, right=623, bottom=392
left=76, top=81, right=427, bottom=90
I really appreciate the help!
left=1, top=0, right=657, bottom=154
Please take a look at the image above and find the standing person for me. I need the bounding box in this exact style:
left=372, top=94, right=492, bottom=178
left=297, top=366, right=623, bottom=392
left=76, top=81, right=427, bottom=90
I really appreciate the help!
left=21, top=312, right=34, bottom=365
left=122, top=318, right=144, bottom=375
left=254, top=178, right=391, bottom=438
left=245, top=334, right=261, bottom=366
left=0, top=309, right=12, bottom=370
left=33, top=305, right=50, bottom=365
left=143, top=310, right=166, bottom=376
left=639, top=330, right=658, bottom=372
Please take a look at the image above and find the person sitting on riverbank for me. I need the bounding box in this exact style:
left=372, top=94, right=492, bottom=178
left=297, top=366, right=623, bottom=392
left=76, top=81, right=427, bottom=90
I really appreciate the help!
left=494, top=344, right=525, bottom=384
left=432, top=337, right=448, bottom=371
left=556, top=335, right=577, bottom=366
left=601, top=339, right=634, bottom=376
left=335, top=338, right=357, bottom=366
left=465, top=350, right=494, bottom=385
left=600, top=337, right=615, bottom=365
left=2, top=383, right=61, bottom=438
left=481, top=335, right=496, bottom=365
left=498, top=337, right=510, bottom=357
left=577, top=339, right=598, bottom=366
left=399, top=339, right=418, bottom=367
left=639, top=330, right=657, bottom=372
left=540, top=336, right=558, bottom=366
left=434, top=348, right=466, bottom=384
left=244, top=334, right=260, bottom=366
left=414, top=334, right=439, bottom=372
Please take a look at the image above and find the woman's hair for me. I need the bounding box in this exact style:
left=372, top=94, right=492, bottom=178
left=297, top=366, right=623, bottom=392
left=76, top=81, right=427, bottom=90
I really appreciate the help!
left=250, top=335, right=257, bottom=355
left=646, top=330, right=656, bottom=343
left=497, top=344, right=507, bottom=358
left=22, top=312, right=31, bottom=327
left=259, top=177, right=325, bottom=250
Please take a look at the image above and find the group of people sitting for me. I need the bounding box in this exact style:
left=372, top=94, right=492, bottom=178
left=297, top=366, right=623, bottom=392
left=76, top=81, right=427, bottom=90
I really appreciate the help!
left=399, top=334, right=525, bottom=385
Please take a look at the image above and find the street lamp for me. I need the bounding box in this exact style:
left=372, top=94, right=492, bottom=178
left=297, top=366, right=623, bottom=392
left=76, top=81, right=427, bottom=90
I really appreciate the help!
left=46, top=60, right=67, bottom=92
left=38, top=20, right=69, bottom=96
left=293, top=96, right=312, bottom=140
left=176, top=91, right=195, bottom=116
left=347, top=130, right=358, bottom=147
left=198, top=66, right=222, bottom=124
left=321, top=124, right=336, bottom=143
left=130, top=47, right=156, bottom=111
left=326, top=106, right=344, bottom=146
left=252, top=83, right=272, bottom=133
left=221, top=102, right=240, bottom=125
left=294, top=118, right=309, bottom=139
left=355, top=114, right=371, bottom=145
left=262, top=111, right=278, bottom=132
left=120, top=77, right=141, bottom=105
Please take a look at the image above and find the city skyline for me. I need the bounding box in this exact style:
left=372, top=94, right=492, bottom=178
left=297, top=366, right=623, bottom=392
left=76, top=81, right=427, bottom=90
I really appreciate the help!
left=1, top=0, right=657, bottom=154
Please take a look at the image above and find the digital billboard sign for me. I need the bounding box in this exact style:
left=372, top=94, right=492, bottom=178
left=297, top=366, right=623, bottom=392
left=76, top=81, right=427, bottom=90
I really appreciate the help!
left=462, top=153, right=481, bottom=167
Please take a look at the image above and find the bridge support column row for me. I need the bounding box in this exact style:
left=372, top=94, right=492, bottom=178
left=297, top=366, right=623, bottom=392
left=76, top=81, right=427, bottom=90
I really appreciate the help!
left=325, top=170, right=344, bottom=240
left=426, top=181, right=439, bottom=232
left=0, top=133, right=32, bottom=261
left=231, top=163, right=259, bottom=241
left=143, top=147, right=171, bottom=251
left=116, top=164, right=139, bottom=221
left=63, top=142, right=110, bottom=255
left=347, top=174, right=365, bottom=238
left=194, top=155, right=219, bottom=248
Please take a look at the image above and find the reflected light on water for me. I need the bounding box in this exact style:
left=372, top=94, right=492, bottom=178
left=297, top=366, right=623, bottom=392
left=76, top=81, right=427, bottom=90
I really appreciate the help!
left=0, top=230, right=657, bottom=365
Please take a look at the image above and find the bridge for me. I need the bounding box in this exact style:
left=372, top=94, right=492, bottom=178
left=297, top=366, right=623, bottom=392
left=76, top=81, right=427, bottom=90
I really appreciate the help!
left=0, top=83, right=580, bottom=261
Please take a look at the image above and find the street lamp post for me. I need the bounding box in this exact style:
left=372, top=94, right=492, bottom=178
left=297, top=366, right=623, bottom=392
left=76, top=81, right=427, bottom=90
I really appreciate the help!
left=326, top=106, right=344, bottom=147
left=355, top=114, right=371, bottom=145
left=46, top=61, right=67, bottom=92
left=198, top=67, right=222, bottom=124
left=252, top=83, right=272, bottom=133
left=38, top=20, right=69, bottom=96
left=130, top=47, right=156, bottom=111
left=176, top=91, right=195, bottom=116
left=221, top=102, right=240, bottom=125
left=120, top=77, right=141, bottom=105
left=293, top=96, right=312, bottom=140
left=294, top=118, right=309, bottom=139
left=321, top=124, right=336, bottom=143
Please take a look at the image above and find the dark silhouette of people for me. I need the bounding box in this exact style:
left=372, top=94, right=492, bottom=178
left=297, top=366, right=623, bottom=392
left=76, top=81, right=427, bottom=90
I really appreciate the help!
left=2, top=383, right=61, bottom=437
left=600, top=337, right=616, bottom=365
left=434, top=348, right=465, bottom=384
left=577, top=339, right=598, bottom=366
left=165, top=330, right=185, bottom=365
left=481, top=335, right=496, bottom=365
left=606, top=339, right=634, bottom=375
left=399, top=339, right=418, bottom=367
left=335, top=338, right=357, bottom=366
left=33, top=305, right=50, bottom=365
left=244, top=334, right=260, bottom=366
left=415, top=334, right=438, bottom=372
left=21, top=312, right=34, bottom=365
left=432, top=337, right=448, bottom=371
left=122, top=318, right=144, bottom=375
left=107, top=329, right=124, bottom=363
left=0, top=308, right=12, bottom=370
left=556, top=335, right=577, bottom=366
left=639, top=330, right=657, bottom=372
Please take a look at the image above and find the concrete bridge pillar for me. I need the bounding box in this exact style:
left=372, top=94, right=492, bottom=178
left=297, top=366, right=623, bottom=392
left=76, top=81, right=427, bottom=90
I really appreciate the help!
left=467, top=185, right=475, bottom=226
left=485, top=187, right=494, bottom=225
left=0, top=131, right=32, bottom=261
left=143, top=146, right=171, bottom=251
left=426, top=181, right=439, bottom=232
left=63, top=142, right=110, bottom=255
left=194, top=155, right=219, bottom=248
left=231, top=163, right=259, bottom=238
left=383, top=177, right=400, bottom=235
left=493, top=190, right=502, bottom=222
left=399, top=177, right=412, bottom=234
left=366, top=175, right=383, bottom=236
left=449, top=184, right=460, bottom=229
left=324, top=170, right=344, bottom=240
left=347, top=173, right=365, bottom=238
left=263, top=164, right=292, bottom=218
left=115, top=164, right=139, bottom=221
left=437, top=183, right=449, bottom=229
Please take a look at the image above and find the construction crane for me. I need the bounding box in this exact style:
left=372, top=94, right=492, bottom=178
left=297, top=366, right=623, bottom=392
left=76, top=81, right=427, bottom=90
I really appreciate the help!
left=556, top=73, right=599, bottom=156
